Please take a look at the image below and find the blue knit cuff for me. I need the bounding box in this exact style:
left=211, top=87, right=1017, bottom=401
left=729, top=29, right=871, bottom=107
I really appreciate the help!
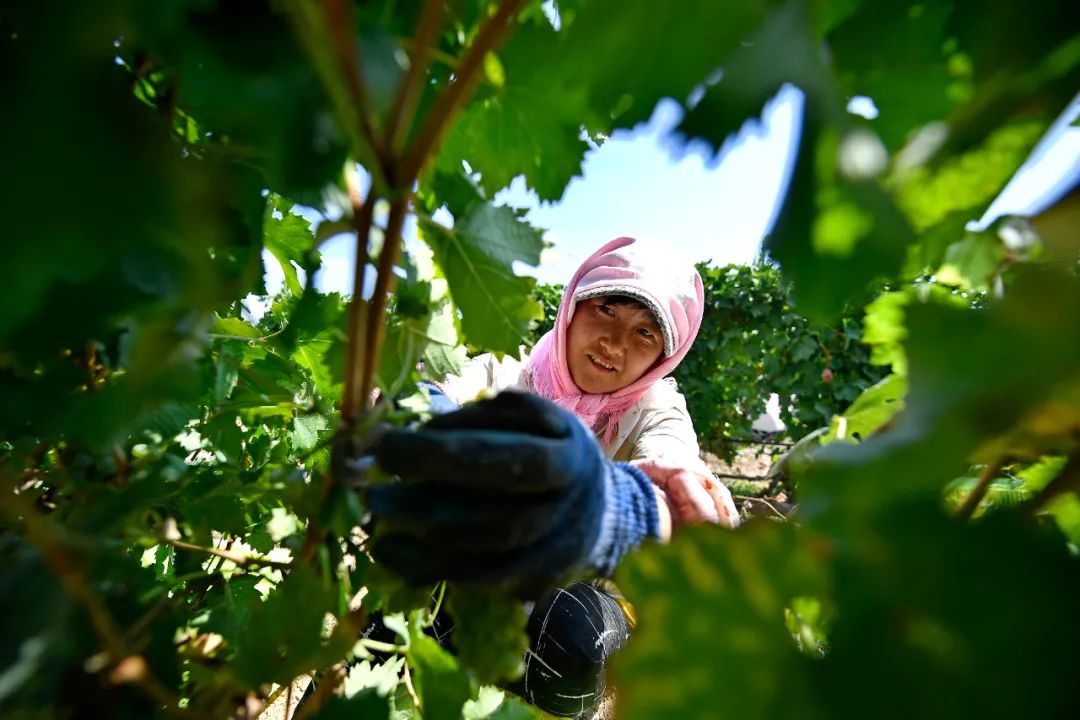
left=587, top=462, right=662, bottom=576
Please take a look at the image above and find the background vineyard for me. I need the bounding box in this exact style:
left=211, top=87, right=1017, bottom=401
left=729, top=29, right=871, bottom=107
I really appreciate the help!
left=2, top=1, right=1079, bottom=720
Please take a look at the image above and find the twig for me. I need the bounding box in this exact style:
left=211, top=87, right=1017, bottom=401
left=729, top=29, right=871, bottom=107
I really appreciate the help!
left=424, top=581, right=447, bottom=628
left=712, top=471, right=771, bottom=482
left=399, top=0, right=527, bottom=184
left=0, top=473, right=183, bottom=714
left=402, top=659, right=422, bottom=711
left=734, top=495, right=790, bottom=521
left=956, top=459, right=1007, bottom=521
left=359, top=196, right=408, bottom=409
left=397, top=37, right=460, bottom=71
left=208, top=326, right=286, bottom=343
left=357, top=638, right=409, bottom=654
left=191, top=534, right=228, bottom=612
left=386, top=0, right=446, bottom=157
left=341, top=190, right=378, bottom=423
left=162, top=538, right=293, bottom=571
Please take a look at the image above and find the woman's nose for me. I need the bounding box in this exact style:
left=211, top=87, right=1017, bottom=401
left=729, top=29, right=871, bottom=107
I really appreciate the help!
left=599, top=333, right=626, bottom=356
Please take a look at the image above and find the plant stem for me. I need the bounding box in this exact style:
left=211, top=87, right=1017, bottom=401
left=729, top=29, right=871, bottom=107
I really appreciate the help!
left=956, top=459, right=1006, bottom=521
left=399, top=0, right=527, bottom=184
left=402, top=660, right=423, bottom=712
left=162, top=538, right=292, bottom=571
left=386, top=0, right=446, bottom=157
left=424, top=581, right=447, bottom=628
left=342, top=191, right=377, bottom=424
left=733, top=495, right=790, bottom=521
left=358, top=638, right=409, bottom=654
left=359, top=196, right=408, bottom=408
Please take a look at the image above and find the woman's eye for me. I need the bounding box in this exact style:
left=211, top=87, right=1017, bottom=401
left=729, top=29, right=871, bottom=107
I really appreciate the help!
left=598, top=304, right=616, bottom=316
left=638, top=328, right=655, bottom=340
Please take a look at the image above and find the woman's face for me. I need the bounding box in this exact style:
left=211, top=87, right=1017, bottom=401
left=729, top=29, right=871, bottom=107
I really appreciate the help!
left=566, top=297, right=665, bottom=394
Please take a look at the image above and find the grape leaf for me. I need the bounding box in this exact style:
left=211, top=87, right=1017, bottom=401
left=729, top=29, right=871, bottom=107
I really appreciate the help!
left=612, top=522, right=826, bottom=720
left=264, top=203, right=318, bottom=297
left=407, top=614, right=472, bottom=720
left=802, top=266, right=1080, bottom=526
left=419, top=204, right=544, bottom=355
left=307, top=690, right=391, bottom=720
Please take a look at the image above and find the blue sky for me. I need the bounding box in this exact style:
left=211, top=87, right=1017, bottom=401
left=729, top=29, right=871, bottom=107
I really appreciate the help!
left=264, top=89, right=1080, bottom=298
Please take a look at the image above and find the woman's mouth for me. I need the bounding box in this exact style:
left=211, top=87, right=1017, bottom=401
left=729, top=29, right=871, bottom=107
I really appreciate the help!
left=587, top=353, right=617, bottom=372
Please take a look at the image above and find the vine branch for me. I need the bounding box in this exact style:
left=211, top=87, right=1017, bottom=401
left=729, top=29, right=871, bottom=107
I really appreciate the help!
left=359, top=196, right=409, bottom=408
left=342, top=190, right=378, bottom=423
left=399, top=0, right=527, bottom=184
left=386, top=0, right=446, bottom=157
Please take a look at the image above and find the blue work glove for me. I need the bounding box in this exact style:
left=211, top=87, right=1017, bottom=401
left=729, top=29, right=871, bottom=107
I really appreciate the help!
left=365, top=392, right=660, bottom=596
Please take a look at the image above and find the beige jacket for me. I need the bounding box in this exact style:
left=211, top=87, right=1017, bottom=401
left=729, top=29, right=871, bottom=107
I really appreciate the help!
left=438, top=353, right=711, bottom=474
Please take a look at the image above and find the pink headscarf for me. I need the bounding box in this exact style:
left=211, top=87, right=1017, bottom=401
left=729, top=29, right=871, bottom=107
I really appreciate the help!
left=527, top=237, right=705, bottom=443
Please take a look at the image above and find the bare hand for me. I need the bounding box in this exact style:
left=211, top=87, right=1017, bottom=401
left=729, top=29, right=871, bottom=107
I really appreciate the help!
left=632, top=458, right=740, bottom=530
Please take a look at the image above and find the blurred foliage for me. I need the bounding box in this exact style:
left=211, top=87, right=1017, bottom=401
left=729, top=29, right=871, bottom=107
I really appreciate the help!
left=2, top=0, right=1079, bottom=719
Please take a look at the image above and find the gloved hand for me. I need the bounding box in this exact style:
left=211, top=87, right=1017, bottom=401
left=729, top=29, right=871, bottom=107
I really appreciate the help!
left=365, top=392, right=660, bottom=595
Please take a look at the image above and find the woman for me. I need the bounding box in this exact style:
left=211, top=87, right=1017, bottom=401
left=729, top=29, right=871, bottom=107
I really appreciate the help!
left=438, top=235, right=738, bottom=533
left=368, top=236, right=737, bottom=717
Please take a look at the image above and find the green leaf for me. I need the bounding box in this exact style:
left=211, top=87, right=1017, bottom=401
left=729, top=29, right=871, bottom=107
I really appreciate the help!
left=264, top=202, right=318, bottom=297
left=827, top=0, right=955, bottom=150
left=675, top=1, right=915, bottom=319
left=420, top=205, right=544, bottom=355
left=1043, top=493, right=1080, bottom=546
left=133, top=0, right=347, bottom=199
left=290, top=413, right=328, bottom=452
left=213, top=315, right=263, bottom=339
left=307, top=690, right=391, bottom=720
left=814, top=504, right=1080, bottom=718
left=214, top=343, right=244, bottom=405
left=462, top=686, right=506, bottom=720
left=935, top=231, right=1005, bottom=291
left=438, top=22, right=591, bottom=202
left=344, top=657, right=406, bottom=699
left=820, top=373, right=908, bottom=445
left=201, top=576, right=265, bottom=641
left=463, top=686, right=541, bottom=720
left=802, top=266, right=1080, bottom=525
left=446, top=587, right=528, bottom=685
left=612, top=522, right=827, bottom=720
left=677, top=0, right=834, bottom=159
left=559, top=0, right=772, bottom=130
left=893, top=120, right=1047, bottom=235
left=862, top=290, right=910, bottom=374
left=1016, top=456, right=1068, bottom=493
left=407, top=614, right=471, bottom=720
left=232, top=565, right=342, bottom=687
